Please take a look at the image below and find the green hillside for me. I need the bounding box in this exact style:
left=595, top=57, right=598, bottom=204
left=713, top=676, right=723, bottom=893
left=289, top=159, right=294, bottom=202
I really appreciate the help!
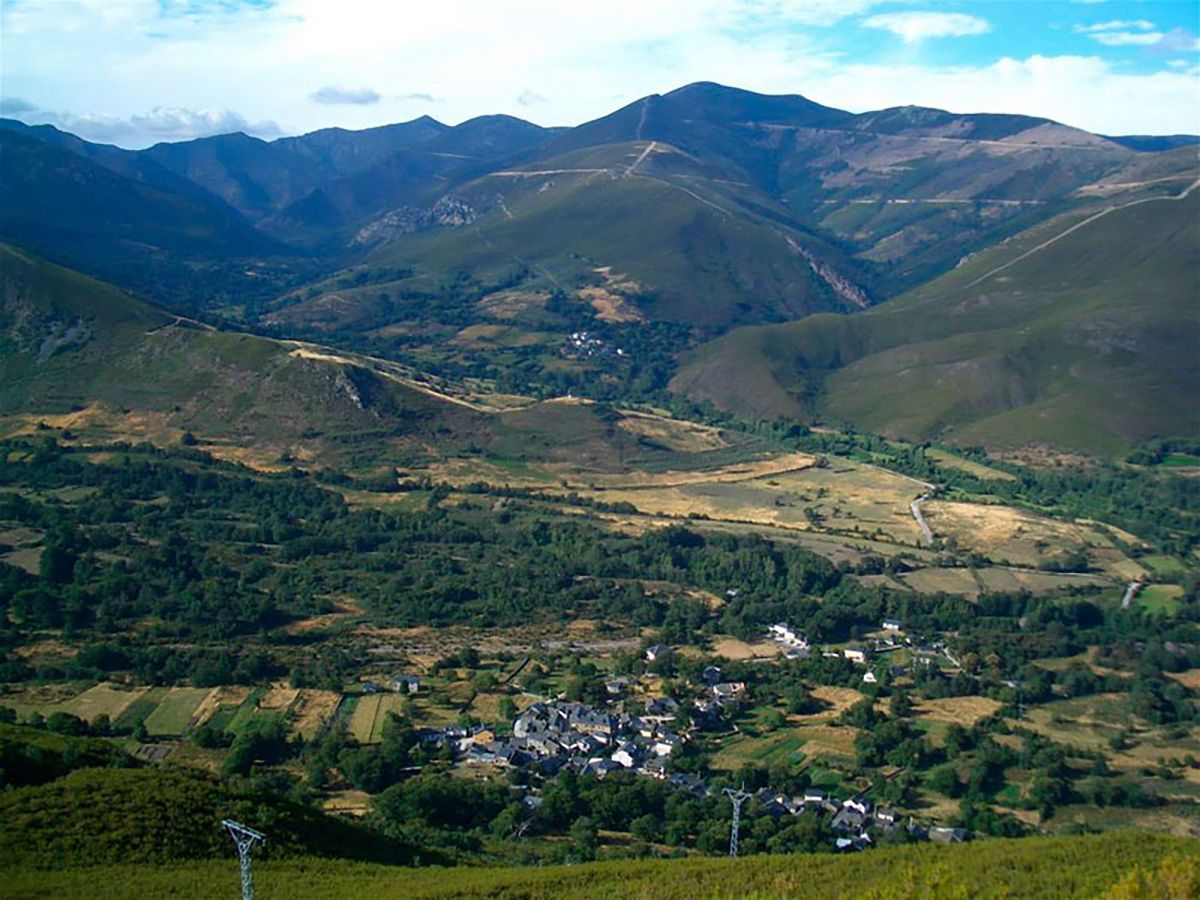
left=0, top=244, right=491, bottom=465
left=0, top=244, right=769, bottom=471
left=673, top=182, right=1200, bottom=457
left=295, top=140, right=865, bottom=332
left=6, top=831, right=1197, bottom=899
left=0, top=767, right=418, bottom=870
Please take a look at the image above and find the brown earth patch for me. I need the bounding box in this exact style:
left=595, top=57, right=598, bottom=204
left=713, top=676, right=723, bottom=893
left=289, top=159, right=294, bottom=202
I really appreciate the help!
left=191, top=685, right=250, bottom=728
left=292, top=690, right=342, bottom=739
left=712, top=637, right=784, bottom=661
left=259, top=683, right=300, bottom=712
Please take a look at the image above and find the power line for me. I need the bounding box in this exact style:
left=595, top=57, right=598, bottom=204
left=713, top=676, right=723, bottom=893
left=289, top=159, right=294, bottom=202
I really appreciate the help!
left=222, top=819, right=266, bottom=900
left=723, top=787, right=751, bottom=858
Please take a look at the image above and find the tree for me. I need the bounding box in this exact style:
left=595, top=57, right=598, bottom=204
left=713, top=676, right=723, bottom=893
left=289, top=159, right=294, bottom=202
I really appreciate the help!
left=570, top=815, right=599, bottom=862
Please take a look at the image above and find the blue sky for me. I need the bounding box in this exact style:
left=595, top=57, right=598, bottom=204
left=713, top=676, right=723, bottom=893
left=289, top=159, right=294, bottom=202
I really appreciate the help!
left=1, top=0, right=1198, bottom=147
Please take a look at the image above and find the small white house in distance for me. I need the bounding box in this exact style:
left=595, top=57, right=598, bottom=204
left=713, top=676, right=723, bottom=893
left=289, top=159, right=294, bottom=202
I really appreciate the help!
left=391, top=675, right=420, bottom=694
left=862, top=671, right=878, bottom=685
left=769, top=623, right=808, bottom=647
left=882, top=619, right=903, bottom=633
left=645, top=644, right=672, bottom=662
left=844, top=645, right=871, bottom=664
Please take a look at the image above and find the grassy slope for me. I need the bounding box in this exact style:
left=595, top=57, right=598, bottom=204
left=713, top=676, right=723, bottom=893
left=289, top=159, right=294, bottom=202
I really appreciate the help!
left=0, top=767, right=420, bottom=870
left=0, top=244, right=761, bottom=472
left=356, top=142, right=858, bottom=330
left=0, top=244, right=492, bottom=461
left=7, top=832, right=1197, bottom=899
left=673, top=186, right=1200, bottom=456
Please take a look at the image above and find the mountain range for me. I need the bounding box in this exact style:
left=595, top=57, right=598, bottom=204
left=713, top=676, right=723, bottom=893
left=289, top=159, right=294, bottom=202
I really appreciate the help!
left=1, top=82, right=1197, bottom=456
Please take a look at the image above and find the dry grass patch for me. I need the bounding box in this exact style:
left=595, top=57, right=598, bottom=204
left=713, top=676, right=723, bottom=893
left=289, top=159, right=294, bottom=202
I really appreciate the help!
left=292, top=690, right=342, bottom=739
left=615, top=412, right=727, bottom=453
left=450, top=324, right=550, bottom=348
left=712, top=637, right=784, bottom=661
left=914, top=696, right=1004, bottom=727
left=64, top=683, right=150, bottom=724
left=259, top=683, right=300, bottom=712
left=476, top=288, right=550, bottom=319
left=191, top=685, right=251, bottom=728
left=12, top=639, right=74, bottom=661
left=925, top=449, right=1016, bottom=481
left=285, top=596, right=363, bottom=633
left=348, top=695, right=381, bottom=743
left=321, top=790, right=372, bottom=817
left=804, top=686, right=866, bottom=722
left=795, top=724, right=860, bottom=762
left=1167, top=669, right=1200, bottom=690
left=922, top=501, right=1139, bottom=576
left=900, top=568, right=981, bottom=596
left=1, top=547, right=42, bottom=575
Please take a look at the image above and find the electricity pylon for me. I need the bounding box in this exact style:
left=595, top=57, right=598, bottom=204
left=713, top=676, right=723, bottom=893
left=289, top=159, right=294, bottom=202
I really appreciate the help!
left=222, top=819, right=266, bottom=900
left=723, top=787, right=751, bottom=858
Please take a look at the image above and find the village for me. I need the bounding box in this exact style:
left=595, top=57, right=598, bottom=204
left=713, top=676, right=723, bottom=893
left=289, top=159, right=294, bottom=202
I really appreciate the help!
left=379, top=620, right=971, bottom=851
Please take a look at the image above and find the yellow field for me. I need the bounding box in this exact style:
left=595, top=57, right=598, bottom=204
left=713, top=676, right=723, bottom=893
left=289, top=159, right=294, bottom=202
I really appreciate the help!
left=899, top=568, right=982, bottom=595
left=259, top=684, right=300, bottom=712
left=348, top=693, right=408, bottom=744
left=63, top=683, right=149, bottom=723
left=615, top=411, right=727, bottom=453
left=914, top=696, right=1003, bottom=727
left=291, top=690, right=342, bottom=739
left=921, top=501, right=1142, bottom=577
left=711, top=637, right=785, bottom=661
left=804, top=686, right=866, bottom=722
left=1167, top=669, right=1200, bottom=690
left=191, top=685, right=251, bottom=728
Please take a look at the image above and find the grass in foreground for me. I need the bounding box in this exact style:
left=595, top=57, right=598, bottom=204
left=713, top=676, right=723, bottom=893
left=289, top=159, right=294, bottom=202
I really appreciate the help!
left=6, top=832, right=1197, bottom=899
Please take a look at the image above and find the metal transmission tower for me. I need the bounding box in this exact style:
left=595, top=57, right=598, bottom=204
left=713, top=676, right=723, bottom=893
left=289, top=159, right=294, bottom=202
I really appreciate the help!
left=222, top=819, right=266, bottom=900
left=723, top=787, right=751, bottom=858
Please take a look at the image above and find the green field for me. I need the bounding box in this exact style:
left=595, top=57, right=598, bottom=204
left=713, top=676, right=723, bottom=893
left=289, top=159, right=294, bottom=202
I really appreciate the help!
left=348, top=693, right=407, bottom=744
left=1138, top=584, right=1185, bottom=614
left=5, top=832, right=1196, bottom=899
left=142, top=687, right=213, bottom=737
left=1139, top=554, right=1189, bottom=580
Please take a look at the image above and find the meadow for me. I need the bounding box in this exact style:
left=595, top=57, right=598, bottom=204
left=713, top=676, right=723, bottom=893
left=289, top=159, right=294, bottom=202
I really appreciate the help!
left=5, top=832, right=1196, bottom=900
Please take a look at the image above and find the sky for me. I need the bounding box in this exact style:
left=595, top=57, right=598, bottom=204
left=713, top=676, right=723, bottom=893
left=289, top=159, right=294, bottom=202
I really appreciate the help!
left=1, top=0, right=1198, bottom=147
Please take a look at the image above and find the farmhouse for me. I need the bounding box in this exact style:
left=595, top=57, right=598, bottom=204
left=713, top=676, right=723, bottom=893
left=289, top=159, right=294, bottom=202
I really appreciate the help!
left=390, top=675, right=420, bottom=694
left=881, top=619, right=903, bottom=633
left=645, top=644, right=672, bottom=662
left=769, top=623, right=808, bottom=647
left=711, top=681, right=746, bottom=702
left=844, top=645, right=871, bottom=664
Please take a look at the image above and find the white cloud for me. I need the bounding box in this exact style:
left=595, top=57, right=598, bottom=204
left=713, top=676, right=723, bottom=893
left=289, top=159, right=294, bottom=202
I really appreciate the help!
left=1075, top=20, right=1156, bottom=33
left=2, top=99, right=281, bottom=143
left=310, top=86, right=381, bottom=105
left=862, top=11, right=990, bottom=43
left=1089, top=31, right=1165, bottom=46
left=0, top=0, right=1196, bottom=145
left=799, top=54, right=1200, bottom=136
left=1075, top=20, right=1200, bottom=50
left=1158, top=28, right=1200, bottom=53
